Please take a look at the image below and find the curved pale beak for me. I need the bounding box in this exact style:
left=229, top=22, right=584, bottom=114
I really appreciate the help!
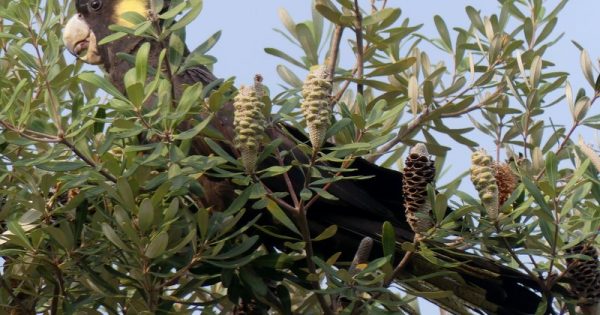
left=63, top=14, right=102, bottom=65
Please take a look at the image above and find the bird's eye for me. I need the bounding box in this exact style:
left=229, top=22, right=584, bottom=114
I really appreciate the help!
left=89, top=0, right=103, bottom=11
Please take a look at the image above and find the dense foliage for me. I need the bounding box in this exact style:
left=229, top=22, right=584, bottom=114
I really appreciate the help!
left=0, top=0, right=598, bottom=314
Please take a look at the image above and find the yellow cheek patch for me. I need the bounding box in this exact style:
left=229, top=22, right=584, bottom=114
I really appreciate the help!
left=114, top=0, right=148, bottom=28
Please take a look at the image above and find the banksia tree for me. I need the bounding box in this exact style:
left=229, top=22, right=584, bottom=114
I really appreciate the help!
left=402, top=144, right=435, bottom=239
left=565, top=242, right=600, bottom=314
left=471, top=150, right=499, bottom=221
left=233, top=83, right=266, bottom=174
left=493, top=162, right=517, bottom=207
left=301, top=65, right=332, bottom=151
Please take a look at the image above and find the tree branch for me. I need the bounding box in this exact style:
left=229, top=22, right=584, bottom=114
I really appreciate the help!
left=367, top=86, right=504, bottom=163
left=353, top=0, right=364, bottom=95
left=326, top=25, right=344, bottom=84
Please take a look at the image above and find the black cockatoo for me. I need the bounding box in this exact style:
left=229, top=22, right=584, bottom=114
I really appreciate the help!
left=62, top=1, right=562, bottom=313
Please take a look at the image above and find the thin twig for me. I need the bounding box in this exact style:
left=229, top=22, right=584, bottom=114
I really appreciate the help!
left=276, top=148, right=301, bottom=209
left=60, top=138, right=118, bottom=183
left=329, top=68, right=357, bottom=108
left=0, top=120, right=60, bottom=142
left=353, top=0, right=364, bottom=95
left=384, top=244, right=416, bottom=287
left=326, top=25, right=344, bottom=84
left=295, top=211, right=334, bottom=315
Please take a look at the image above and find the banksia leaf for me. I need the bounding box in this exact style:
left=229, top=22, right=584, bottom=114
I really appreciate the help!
left=471, top=149, right=499, bottom=220
left=493, top=162, right=517, bottom=207
left=301, top=65, right=332, bottom=150
left=234, top=83, right=266, bottom=174
left=402, top=143, right=435, bottom=239
left=578, top=138, right=600, bottom=173
left=566, top=242, right=600, bottom=309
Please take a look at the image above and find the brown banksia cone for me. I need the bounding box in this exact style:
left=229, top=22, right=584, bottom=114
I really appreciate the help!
left=471, top=149, right=499, bottom=221
left=233, top=83, right=266, bottom=174
left=565, top=242, right=600, bottom=309
left=402, top=143, right=435, bottom=239
left=301, top=65, right=332, bottom=151
left=493, top=162, right=517, bottom=207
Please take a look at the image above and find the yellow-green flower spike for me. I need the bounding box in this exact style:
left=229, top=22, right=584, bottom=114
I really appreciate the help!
left=470, top=149, right=499, bottom=220
left=402, top=143, right=435, bottom=239
left=234, top=84, right=266, bottom=174
left=301, top=65, right=332, bottom=150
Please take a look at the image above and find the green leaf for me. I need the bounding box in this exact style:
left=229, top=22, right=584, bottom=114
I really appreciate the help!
left=79, top=72, right=127, bottom=101
left=159, top=0, right=186, bottom=19
left=536, top=17, right=557, bottom=45
left=138, top=198, right=154, bottom=232
left=312, top=188, right=338, bottom=200
left=117, top=178, right=136, bottom=211
left=300, top=188, right=313, bottom=201
left=223, top=185, right=253, bottom=216
left=362, top=8, right=396, bottom=26
left=368, top=57, right=416, bottom=77
left=204, top=138, right=240, bottom=166
left=580, top=49, right=595, bottom=88
left=545, top=152, right=558, bottom=197
left=97, top=31, right=127, bottom=45
left=259, top=165, right=292, bottom=178
left=164, top=198, right=180, bottom=221
left=315, top=1, right=343, bottom=24
left=423, top=80, right=434, bottom=106
left=174, top=114, right=213, bottom=140
left=170, top=0, right=203, bottom=31
left=277, top=7, right=298, bottom=39
left=265, top=200, right=300, bottom=236
left=7, top=220, right=33, bottom=250
left=45, top=226, right=74, bottom=251
left=296, top=23, right=318, bottom=66
left=276, top=64, right=304, bottom=88
left=433, top=193, right=448, bottom=224
left=381, top=221, right=395, bottom=260
left=188, top=30, right=221, bottom=56
left=212, top=235, right=259, bottom=259
left=135, top=42, right=150, bottom=84
left=313, top=225, right=337, bottom=241
left=266, top=48, right=306, bottom=69
left=101, top=223, right=129, bottom=251
left=522, top=177, right=553, bottom=216
left=145, top=231, right=169, bottom=258
left=37, top=161, right=88, bottom=172
left=434, top=15, right=452, bottom=50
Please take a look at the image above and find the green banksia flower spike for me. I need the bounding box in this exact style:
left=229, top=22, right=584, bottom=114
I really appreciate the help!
left=402, top=143, right=435, bottom=239
left=301, top=65, right=332, bottom=150
left=234, top=83, right=266, bottom=174
left=471, top=149, right=499, bottom=220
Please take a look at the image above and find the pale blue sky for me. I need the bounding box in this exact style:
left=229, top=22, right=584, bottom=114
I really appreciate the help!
left=187, top=1, right=599, bottom=312
left=194, top=1, right=600, bottom=96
